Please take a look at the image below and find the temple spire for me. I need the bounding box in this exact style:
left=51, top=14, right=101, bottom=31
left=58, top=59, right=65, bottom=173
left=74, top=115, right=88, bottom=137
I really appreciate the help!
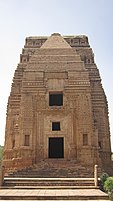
left=41, top=33, right=71, bottom=49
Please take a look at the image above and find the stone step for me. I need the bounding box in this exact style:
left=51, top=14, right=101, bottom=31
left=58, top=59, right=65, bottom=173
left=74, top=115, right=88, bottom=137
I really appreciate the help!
left=7, top=159, right=93, bottom=178
left=0, top=200, right=110, bottom=201
left=2, top=185, right=98, bottom=189
left=0, top=189, right=109, bottom=200
left=10, top=173, right=92, bottom=178
left=4, top=177, right=95, bottom=187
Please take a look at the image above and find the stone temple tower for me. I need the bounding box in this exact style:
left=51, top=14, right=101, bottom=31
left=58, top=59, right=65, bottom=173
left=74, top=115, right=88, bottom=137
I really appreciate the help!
left=3, top=33, right=112, bottom=175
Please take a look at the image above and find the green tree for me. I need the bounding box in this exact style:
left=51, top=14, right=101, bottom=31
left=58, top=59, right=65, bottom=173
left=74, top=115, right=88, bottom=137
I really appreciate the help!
left=0, top=145, right=3, bottom=162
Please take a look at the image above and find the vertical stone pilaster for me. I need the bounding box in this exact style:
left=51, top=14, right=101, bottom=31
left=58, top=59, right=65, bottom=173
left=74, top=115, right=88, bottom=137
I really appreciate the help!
left=94, top=164, right=98, bottom=187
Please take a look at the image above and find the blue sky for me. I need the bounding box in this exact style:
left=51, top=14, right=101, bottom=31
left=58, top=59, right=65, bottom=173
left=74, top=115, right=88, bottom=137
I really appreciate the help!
left=0, top=0, right=113, bottom=150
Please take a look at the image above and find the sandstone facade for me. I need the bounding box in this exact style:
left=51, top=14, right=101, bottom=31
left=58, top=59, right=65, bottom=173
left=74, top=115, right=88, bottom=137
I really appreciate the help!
left=3, top=33, right=112, bottom=174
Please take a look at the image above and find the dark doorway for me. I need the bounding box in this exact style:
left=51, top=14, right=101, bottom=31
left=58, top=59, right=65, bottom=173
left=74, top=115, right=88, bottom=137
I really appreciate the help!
left=49, top=137, right=64, bottom=158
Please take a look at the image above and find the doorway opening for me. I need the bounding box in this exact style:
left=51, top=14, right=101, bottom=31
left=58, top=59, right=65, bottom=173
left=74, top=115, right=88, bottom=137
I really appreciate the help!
left=48, top=137, right=64, bottom=158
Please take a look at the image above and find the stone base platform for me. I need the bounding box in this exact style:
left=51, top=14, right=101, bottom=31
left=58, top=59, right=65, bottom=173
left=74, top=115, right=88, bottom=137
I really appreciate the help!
left=0, top=188, right=109, bottom=200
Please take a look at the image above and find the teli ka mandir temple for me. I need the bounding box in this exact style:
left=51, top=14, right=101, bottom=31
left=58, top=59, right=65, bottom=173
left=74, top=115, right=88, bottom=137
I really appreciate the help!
left=3, top=33, right=113, bottom=176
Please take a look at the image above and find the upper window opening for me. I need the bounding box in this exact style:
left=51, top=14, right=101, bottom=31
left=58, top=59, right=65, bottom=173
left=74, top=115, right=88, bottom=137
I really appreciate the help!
left=83, top=134, right=88, bottom=146
left=24, top=135, right=30, bottom=146
left=98, top=141, right=102, bottom=149
left=52, top=122, right=60, bottom=131
left=12, top=139, right=15, bottom=149
left=49, top=93, right=63, bottom=106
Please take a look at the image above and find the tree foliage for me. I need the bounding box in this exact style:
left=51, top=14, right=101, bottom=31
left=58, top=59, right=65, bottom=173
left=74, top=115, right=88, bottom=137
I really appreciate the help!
left=0, top=145, right=3, bottom=162
left=100, top=172, right=109, bottom=191
left=104, top=177, right=113, bottom=200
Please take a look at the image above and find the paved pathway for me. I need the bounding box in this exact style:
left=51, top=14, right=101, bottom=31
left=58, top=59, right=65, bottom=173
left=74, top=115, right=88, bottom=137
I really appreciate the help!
left=0, top=188, right=108, bottom=196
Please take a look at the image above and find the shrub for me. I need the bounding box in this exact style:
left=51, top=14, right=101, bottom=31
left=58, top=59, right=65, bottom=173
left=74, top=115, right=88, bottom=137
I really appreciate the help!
left=100, top=172, right=109, bottom=191
left=104, top=177, right=113, bottom=200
